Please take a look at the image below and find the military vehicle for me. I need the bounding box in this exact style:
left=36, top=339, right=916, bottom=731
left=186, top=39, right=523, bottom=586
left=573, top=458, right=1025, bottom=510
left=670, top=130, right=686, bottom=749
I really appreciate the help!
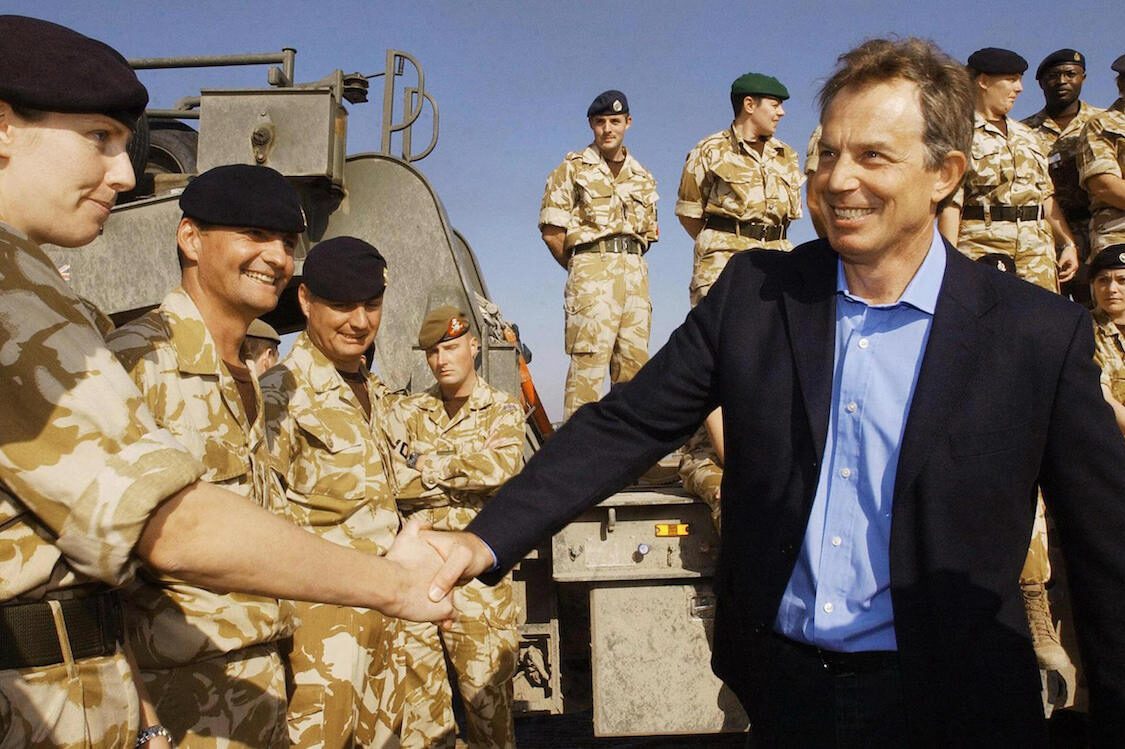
left=50, top=45, right=1032, bottom=742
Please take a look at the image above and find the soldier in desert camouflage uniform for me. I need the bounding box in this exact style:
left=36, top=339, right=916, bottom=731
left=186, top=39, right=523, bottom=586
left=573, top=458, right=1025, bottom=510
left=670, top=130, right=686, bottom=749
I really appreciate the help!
left=1022, top=49, right=1104, bottom=284
left=539, top=90, right=658, bottom=419
left=938, top=48, right=1078, bottom=677
left=106, top=165, right=305, bottom=747
left=1088, top=246, right=1125, bottom=436
left=243, top=318, right=282, bottom=376
left=677, top=428, right=723, bottom=532
left=262, top=237, right=405, bottom=749
left=1109, top=54, right=1125, bottom=114
left=940, top=48, right=1079, bottom=293
left=1078, top=106, right=1125, bottom=253
left=676, top=72, right=803, bottom=306
left=0, top=16, right=454, bottom=749
left=390, top=306, right=525, bottom=749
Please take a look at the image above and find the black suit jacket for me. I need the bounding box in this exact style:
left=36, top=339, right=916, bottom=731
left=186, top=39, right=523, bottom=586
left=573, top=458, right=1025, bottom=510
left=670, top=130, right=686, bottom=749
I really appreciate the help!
left=470, top=238, right=1125, bottom=745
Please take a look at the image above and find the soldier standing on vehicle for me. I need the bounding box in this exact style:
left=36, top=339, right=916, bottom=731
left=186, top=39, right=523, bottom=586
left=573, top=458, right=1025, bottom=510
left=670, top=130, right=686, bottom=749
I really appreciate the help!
left=939, top=48, right=1079, bottom=289
left=938, top=46, right=1078, bottom=678
left=676, top=72, right=803, bottom=306
left=1022, top=49, right=1104, bottom=299
left=105, top=164, right=305, bottom=747
left=1078, top=89, right=1125, bottom=254
left=1087, top=246, right=1125, bottom=435
left=539, top=90, right=659, bottom=419
left=390, top=305, right=525, bottom=749
left=1109, top=55, right=1125, bottom=113
left=261, top=237, right=407, bottom=748
left=243, top=318, right=282, bottom=375
left=0, top=14, right=451, bottom=748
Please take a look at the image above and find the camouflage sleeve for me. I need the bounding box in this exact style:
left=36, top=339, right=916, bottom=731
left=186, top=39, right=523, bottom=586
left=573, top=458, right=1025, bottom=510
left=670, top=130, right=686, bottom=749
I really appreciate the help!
left=642, top=171, right=660, bottom=244
left=677, top=427, right=722, bottom=531
left=1079, top=115, right=1124, bottom=186
left=805, top=126, right=821, bottom=175
left=0, top=243, right=204, bottom=586
left=260, top=369, right=297, bottom=488
left=783, top=147, right=804, bottom=220
left=423, top=399, right=526, bottom=495
left=539, top=157, right=576, bottom=230
left=675, top=144, right=708, bottom=219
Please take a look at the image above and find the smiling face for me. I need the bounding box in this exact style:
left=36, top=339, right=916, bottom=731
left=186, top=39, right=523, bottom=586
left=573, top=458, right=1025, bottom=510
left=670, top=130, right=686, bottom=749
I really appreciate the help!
left=178, top=220, right=296, bottom=322
left=0, top=105, right=135, bottom=247
left=814, top=79, right=965, bottom=269
left=589, top=114, right=631, bottom=156
left=299, top=285, right=383, bottom=371
left=425, top=333, right=479, bottom=398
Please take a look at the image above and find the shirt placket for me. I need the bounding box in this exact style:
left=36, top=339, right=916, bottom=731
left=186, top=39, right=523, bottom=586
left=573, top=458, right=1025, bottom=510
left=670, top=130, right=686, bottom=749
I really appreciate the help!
left=813, top=302, right=872, bottom=635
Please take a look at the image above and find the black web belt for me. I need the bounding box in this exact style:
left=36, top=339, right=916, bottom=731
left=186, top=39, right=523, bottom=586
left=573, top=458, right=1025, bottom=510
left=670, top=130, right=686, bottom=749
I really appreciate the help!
left=0, top=591, right=122, bottom=669
left=962, top=204, right=1043, bottom=222
left=571, top=236, right=644, bottom=255
left=704, top=215, right=788, bottom=241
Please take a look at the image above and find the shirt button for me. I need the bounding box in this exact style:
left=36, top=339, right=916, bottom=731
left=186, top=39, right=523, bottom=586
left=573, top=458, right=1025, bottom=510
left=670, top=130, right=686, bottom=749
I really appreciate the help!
left=831, top=536, right=842, bottom=547
left=846, top=401, right=858, bottom=413
left=858, top=338, right=870, bottom=349
left=839, top=467, right=852, bottom=479
left=823, top=602, right=834, bottom=613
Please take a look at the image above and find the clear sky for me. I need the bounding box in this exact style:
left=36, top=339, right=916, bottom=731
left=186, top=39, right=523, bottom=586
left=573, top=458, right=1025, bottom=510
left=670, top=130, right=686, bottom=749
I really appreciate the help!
left=21, top=0, right=1125, bottom=417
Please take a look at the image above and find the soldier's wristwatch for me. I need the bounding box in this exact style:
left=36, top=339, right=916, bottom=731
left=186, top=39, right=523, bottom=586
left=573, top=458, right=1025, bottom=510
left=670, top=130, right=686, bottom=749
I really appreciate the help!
left=136, top=725, right=174, bottom=747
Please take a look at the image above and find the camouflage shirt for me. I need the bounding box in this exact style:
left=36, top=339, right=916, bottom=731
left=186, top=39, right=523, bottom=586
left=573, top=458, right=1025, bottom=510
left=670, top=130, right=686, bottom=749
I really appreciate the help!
left=1093, top=308, right=1125, bottom=404
left=1078, top=109, right=1125, bottom=252
left=106, top=287, right=290, bottom=668
left=1022, top=101, right=1104, bottom=227
left=804, top=125, right=822, bottom=176
left=953, top=113, right=1054, bottom=257
left=539, top=145, right=658, bottom=252
left=389, top=378, right=525, bottom=512
left=675, top=126, right=803, bottom=253
left=0, top=224, right=203, bottom=604
left=262, top=332, right=401, bottom=554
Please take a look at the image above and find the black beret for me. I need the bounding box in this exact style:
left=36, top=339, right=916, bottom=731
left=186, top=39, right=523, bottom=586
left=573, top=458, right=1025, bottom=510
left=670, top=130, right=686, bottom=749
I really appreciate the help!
left=587, top=90, right=628, bottom=118
left=1035, top=49, right=1086, bottom=80
left=731, top=72, right=789, bottom=101
left=1112, top=54, right=1125, bottom=75
left=417, top=305, right=471, bottom=349
left=976, top=253, right=1017, bottom=274
left=1089, top=245, right=1125, bottom=276
left=180, top=165, right=306, bottom=234
left=0, top=15, right=148, bottom=129
left=302, top=236, right=388, bottom=303
left=967, top=48, right=1028, bottom=75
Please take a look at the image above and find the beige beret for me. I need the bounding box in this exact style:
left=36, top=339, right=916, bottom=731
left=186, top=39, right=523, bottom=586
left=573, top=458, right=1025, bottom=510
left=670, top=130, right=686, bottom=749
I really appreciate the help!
left=417, top=305, right=471, bottom=349
left=246, top=318, right=281, bottom=344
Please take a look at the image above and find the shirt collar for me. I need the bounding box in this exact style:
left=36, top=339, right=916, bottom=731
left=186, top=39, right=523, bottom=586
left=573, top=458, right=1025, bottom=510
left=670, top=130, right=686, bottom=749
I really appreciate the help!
left=836, top=228, right=946, bottom=314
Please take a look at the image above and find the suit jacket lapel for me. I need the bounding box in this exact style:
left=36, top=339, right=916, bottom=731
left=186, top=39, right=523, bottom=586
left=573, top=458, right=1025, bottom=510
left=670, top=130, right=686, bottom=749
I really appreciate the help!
left=894, top=242, right=996, bottom=501
left=782, top=240, right=838, bottom=462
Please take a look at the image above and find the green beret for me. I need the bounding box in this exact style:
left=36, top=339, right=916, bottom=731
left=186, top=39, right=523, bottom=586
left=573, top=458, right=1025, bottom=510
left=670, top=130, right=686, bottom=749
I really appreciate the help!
left=245, top=319, right=281, bottom=344
left=417, top=305, right=471, bottom=350
left=730, top=72, right=789, bottom=101
left=0, top=15, right=148, bottom=129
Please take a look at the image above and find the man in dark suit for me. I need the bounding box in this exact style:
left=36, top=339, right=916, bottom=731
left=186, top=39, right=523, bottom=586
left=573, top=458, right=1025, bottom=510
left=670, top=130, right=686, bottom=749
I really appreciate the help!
left=426, top=38, right=1125, bottom=746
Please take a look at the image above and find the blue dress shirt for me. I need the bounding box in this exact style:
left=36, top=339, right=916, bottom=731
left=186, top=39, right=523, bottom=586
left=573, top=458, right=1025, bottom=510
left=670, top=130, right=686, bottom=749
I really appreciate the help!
left=774, top=230, right=947, bottom=652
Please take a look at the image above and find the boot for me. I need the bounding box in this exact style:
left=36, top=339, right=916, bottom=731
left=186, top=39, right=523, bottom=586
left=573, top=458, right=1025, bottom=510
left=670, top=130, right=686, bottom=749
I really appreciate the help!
left=1022, top=582, right=1072, bottom=672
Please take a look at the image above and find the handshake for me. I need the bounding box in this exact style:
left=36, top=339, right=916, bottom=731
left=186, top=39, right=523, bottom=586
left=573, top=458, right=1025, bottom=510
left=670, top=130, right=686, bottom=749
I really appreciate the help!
left=382, top=518, right=498, bottom=624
